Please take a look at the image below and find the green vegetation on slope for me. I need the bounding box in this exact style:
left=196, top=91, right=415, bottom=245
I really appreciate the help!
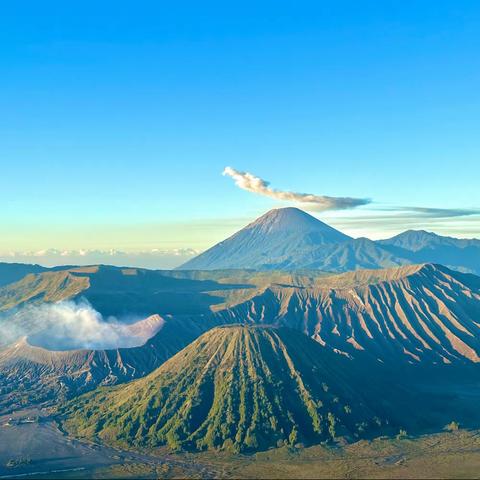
left=62, top=326, right=403, bottom=453
left=0, top=265, right=257, bottom=317
left=0, top=271, right=89, bottom=312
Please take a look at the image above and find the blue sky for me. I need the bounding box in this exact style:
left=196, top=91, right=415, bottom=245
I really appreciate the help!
left=1, top=1, right=479, bottom=266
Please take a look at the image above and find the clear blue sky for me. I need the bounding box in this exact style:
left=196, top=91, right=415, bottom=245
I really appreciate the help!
left=1, top=1, right=479, bottom=265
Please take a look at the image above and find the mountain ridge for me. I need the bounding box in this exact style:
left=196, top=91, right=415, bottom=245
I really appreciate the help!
left=207, top=263, right=480, bottom=364
left=179, top=208, right=403, bottom=271
left=379, top=229, right=480, bottom=251
left=179, top=208, right=480, bottom=274
left=1, top=262, right=480, bottom=414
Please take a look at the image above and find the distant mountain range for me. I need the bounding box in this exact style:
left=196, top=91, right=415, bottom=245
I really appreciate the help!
left=179, top=207, right=480, bottom=274
left=379, top=229, right=480, bottom=274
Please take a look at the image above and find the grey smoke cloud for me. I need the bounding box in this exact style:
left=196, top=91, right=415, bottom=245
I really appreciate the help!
left=223, top=167, right=371, bottom=211
left=0, top=299, right=164, bottom=351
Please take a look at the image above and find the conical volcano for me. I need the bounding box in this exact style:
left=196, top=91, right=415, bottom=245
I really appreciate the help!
left=63, top=325, right=404, bottom=452
left=178, top=207, right=352, bottom=270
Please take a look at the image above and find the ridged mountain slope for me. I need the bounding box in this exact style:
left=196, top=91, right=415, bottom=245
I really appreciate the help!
left=380, top=230, right=480, bottom=252
left=62, top=326, right=405, bottom=452
left=210, top=264, right=480, bottom=364
left=2, top=263, right=480, bottom=414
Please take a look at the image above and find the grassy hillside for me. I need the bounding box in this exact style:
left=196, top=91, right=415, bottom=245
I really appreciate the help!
left=0, top=264, right=334, bottom=315
left=62, top=326, right=412, bottom=453
left=0, top=270, right=89, bottom=312
left=0, top=265, right=259, bottom=316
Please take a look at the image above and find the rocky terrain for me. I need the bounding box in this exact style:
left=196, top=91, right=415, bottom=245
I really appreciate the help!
left=209, top=264, right=480, bottom=364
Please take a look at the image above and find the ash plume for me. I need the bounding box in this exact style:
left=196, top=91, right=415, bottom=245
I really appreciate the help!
left=223, top=166, right=370, bottom=211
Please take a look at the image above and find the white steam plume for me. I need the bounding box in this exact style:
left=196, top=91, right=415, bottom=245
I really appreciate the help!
left=223, top=166, right=370, bottom=211
left=0, top=299, right=164, bottom=351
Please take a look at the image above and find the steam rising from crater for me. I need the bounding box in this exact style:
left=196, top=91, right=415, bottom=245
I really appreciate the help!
left=1, top=299, right=164, bottom=351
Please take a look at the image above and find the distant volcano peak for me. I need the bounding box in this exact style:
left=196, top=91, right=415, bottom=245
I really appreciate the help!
left=246, top=207, right=348, bottom=234
left=177, top=207, right=480, bottom=273
left=178, top=208, right=352, bottom=270
left=252, top=206, right=319, bottom=223
left=248, top=207, right=339, bottom=233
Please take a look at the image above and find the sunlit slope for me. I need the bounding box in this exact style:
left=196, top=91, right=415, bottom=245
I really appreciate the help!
left=0, top=270, right=89, bottom=312
left=0, top=265, right=250, bottom=315
left=211, top=264, right=480, bottom=364
left=63, top=326, right=403, bottom=452
left=1, top=263, right=480, bottom=366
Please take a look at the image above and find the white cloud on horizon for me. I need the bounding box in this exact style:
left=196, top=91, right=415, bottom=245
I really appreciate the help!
left=222, top=166, right=371, bottom=211
left=2, top=207, right=478, bottom=269
left=0, top=248, right=199, bottom=269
